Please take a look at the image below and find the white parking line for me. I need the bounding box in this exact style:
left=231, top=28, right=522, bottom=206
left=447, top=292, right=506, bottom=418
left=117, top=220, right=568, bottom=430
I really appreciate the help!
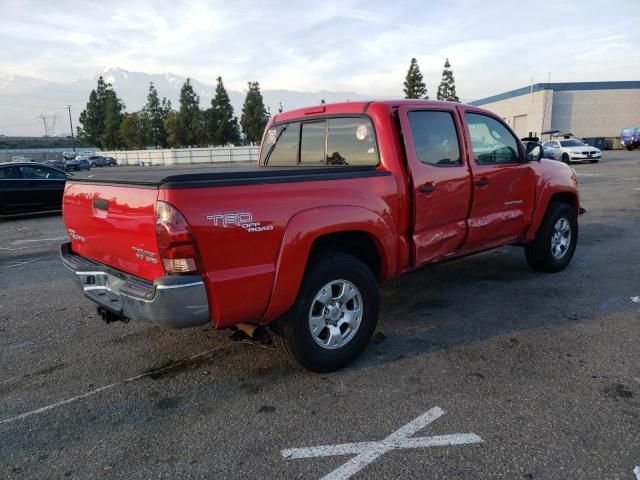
left=282, top=407, right=482, bottom=480
left=576, top=173, right=603, bottom=177
left=634, top=465, right=640, bottom=480
left=0, top=346, right=228, bottom=426
left=1, top=258, right=40, bottom=269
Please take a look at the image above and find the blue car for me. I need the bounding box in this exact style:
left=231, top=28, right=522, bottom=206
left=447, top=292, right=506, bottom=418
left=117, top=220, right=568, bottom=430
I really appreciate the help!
left=621, top=127, right=640, bottom=150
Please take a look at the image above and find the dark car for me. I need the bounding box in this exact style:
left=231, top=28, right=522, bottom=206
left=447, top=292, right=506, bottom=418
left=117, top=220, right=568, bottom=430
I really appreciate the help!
left=89, top=155, right=117, bottom=167
left=0, top=162, right=70, bottom=214
left=65, top=158, right=91, bottom=171
left=43, top=159, right=66, bottom=170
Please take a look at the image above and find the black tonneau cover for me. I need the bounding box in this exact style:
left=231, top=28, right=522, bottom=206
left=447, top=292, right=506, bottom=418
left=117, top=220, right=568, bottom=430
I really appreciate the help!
left=68, top=164, right=389, bottom=189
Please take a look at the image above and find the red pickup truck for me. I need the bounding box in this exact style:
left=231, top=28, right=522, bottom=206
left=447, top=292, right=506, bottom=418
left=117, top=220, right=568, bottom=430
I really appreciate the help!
left=61, top=100, right=581, bottom=372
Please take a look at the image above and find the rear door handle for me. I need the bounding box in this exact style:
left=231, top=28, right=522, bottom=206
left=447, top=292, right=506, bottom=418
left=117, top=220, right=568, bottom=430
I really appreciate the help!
left=474, top=178, right=491, bottom=187
left=418, top=183, right=437, bottom=193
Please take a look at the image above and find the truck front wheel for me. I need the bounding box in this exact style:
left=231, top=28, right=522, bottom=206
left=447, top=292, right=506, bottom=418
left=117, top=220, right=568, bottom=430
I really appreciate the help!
left=271, top=253, right=379, bottom=372
left=525, top=201, right=578, bottom=273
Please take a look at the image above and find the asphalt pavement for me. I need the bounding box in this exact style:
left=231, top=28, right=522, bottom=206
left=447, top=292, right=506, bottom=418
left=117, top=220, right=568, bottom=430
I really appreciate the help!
left=1, top=152, right=639, bottom=479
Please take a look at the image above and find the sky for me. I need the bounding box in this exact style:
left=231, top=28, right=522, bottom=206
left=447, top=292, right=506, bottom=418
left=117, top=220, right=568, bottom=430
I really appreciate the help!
left=0, top=0, right=639, bottom=101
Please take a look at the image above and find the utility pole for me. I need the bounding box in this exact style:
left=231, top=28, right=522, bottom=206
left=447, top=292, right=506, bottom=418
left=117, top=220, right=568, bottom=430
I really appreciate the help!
left=67, top=105, right=76, bottom=152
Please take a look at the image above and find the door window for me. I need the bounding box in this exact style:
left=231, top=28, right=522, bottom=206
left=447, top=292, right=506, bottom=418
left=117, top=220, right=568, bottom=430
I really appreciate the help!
left=0, top=166, right=19, bottom=179
left=466, top=113, right=520, bottom=165
left=19, top=165, right=66, bottom=179
left=407, top=111, right=462, bottom=166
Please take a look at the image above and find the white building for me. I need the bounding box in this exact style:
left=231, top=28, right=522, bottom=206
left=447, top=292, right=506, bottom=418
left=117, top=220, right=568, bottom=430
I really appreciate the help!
left=470, top=81, right=640, bottom=145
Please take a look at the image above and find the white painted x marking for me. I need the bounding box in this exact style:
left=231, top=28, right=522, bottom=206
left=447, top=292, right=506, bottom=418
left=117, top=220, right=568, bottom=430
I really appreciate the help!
left=282, top=407, right=482, bottom=480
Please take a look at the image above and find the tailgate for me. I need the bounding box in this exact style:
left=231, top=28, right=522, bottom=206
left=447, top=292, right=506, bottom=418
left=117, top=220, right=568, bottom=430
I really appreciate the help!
left=63, top=182, right=164, bottom=281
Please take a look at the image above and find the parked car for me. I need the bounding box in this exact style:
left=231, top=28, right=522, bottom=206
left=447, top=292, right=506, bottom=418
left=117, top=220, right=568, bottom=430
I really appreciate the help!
left=62, top=151, right=78, bottom=160
left=542, top=138, right=601, bottom=164
left=620, top=127, right=640, bottom=150
left=88, top=155, right=117, bottom=167
left=61, top=100, right=581, bottom=372
left=0, top=162, right=70, bottom=214
left=64, top=158, right=91, bottom=171
left=43, top=159, right=66, bottom=170
left=11, top=156, right=35, bottom=162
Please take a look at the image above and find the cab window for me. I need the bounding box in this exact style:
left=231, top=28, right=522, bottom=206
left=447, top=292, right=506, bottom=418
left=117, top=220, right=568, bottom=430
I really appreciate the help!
left=300, top=121, right=326, bottom=165
left=465, top=113, right=520, bottom=165
left=407, top=110, right=462, bottom=166
left=261, top=117, right=378, bottom=166
left=326, top=118, right=377, bottom=166
left=261, top=122, right=300, bottom=166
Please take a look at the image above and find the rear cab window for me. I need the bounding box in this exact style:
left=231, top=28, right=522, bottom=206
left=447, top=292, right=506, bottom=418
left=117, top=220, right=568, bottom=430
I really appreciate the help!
left=261, top=117, right=378, bottom=167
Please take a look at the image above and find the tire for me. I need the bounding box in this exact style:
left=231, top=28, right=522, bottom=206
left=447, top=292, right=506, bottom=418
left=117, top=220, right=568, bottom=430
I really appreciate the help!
left=561, top=153, right=571, bottom=165
left=271, top=253, right=379, bottom=372
left=525, top=201, right=578, bottom=273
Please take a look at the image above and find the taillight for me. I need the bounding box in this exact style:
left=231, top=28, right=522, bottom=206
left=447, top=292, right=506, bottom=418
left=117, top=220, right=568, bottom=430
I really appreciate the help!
left=155, top=201, right=201, bottom=274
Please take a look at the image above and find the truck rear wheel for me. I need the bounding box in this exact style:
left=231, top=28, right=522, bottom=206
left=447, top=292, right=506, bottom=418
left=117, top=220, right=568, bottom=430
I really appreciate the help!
left=525, top=201, right=578, bottom=273
left=271, top=253, right=378, bottom=372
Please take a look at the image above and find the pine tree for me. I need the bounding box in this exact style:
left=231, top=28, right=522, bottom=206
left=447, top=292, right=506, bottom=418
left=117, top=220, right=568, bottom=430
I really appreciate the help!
left=175, top=79, right=206, bottom=147
left=100, top=93, right=125, bottom=149
left=164, top=110, right=179, bottom=148
left=436, top=58, right=460, bottom=102
left=403, top=58, right=428, bottom=99
left=78, top=76, right=125, bottom=148
left=240, top=81, right=269, bottom=145
left=207, top=77, right=241, bottom=146
left=143, top=82, right=171, bottom=148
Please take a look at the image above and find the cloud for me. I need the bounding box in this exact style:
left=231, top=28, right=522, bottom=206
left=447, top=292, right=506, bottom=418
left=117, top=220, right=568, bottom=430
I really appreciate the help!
left=0, top=0, right=638, bottom=100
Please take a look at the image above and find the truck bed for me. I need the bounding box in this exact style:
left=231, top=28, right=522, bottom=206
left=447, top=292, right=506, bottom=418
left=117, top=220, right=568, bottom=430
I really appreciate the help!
left=69, top=165, right=388, bottom=189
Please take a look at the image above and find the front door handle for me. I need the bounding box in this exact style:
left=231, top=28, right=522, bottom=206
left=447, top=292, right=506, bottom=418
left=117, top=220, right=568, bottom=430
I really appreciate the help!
left=418, top=183, right=437, bottom=193
left=474, top=178, right=490, bottom=187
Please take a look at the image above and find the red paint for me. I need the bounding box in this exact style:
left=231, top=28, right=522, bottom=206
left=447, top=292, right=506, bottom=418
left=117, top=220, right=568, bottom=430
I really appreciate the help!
left=63, top=100, right=579, bottom=329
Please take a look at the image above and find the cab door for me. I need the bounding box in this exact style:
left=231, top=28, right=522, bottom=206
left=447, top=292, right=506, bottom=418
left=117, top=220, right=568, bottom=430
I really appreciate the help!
left=397, top=105, right=472, bottom=266
left=460, top=109, right=537, bottom=251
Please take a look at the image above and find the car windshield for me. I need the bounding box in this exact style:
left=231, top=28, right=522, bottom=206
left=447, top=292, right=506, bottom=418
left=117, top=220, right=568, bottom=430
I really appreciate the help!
left=560, top=140, right=585, bottom=147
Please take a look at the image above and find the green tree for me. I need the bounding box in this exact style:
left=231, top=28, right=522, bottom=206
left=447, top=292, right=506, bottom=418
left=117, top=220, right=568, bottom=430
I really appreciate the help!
left=403, top=58, right=428, bottom=99
left=436, top=58, right=459, bottom=102
left=174, top=78, right=206, bottom=147
left=101, top=95, right=125, bottom=149
left=78, top=76, right=125, bottom=149
left=240, top=81, right=269, bottom=145
left=164, top=110, right=179, bottom=148
left=120, top=112, right=150, bottom=149
left=207, top=76, right=241, bottom=146
left=143, top=82, right=172, bottom=148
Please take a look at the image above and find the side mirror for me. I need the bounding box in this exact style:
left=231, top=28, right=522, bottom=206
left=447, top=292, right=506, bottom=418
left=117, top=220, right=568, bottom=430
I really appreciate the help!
left=526, top=142, right=543, bottom=162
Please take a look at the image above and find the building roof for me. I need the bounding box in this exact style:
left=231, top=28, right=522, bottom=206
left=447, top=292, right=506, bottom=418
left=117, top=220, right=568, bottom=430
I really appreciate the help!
left=470, top=81, right=640, bottom=106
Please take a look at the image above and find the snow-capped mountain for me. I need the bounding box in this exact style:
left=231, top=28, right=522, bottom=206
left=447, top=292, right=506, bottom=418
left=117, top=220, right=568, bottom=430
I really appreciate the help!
left=0, top=68, right=373, bottom=137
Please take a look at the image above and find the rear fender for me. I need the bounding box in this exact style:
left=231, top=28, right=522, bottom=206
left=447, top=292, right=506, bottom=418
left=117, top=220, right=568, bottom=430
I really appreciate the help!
left=261, top=206, right=397, bottom=323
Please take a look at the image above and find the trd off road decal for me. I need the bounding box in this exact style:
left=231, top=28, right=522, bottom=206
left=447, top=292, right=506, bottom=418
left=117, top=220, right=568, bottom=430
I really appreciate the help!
left=206, top=212, right=274, bottom=233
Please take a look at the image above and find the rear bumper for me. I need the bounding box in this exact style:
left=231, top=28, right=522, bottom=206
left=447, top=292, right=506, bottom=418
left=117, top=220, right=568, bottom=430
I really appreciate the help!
left=60, top=242, right=210, bottom=329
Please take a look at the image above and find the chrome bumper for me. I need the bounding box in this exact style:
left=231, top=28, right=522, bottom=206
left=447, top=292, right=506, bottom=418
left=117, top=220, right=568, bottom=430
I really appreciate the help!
left=60, top=242, right=210, bottom=329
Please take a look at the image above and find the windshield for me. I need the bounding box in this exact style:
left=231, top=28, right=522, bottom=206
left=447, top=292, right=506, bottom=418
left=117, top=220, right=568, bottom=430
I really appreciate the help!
left=560, top=140, right=585, bottom=147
